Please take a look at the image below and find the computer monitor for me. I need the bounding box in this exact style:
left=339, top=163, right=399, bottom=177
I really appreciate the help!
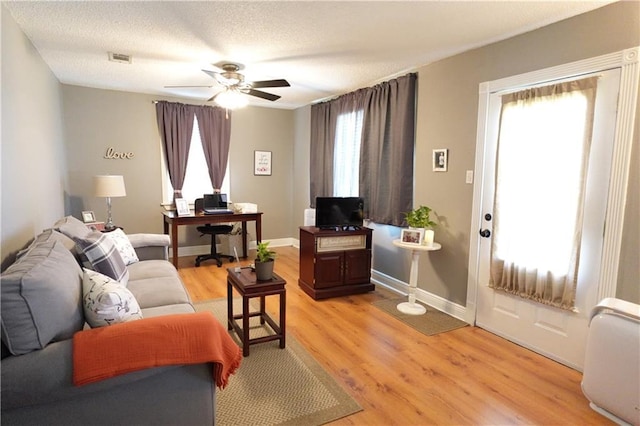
left=203, top=193, right=228, bottom=209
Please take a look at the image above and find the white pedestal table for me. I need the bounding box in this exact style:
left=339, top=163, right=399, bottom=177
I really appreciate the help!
left=392, top=239, right=442, bottom=315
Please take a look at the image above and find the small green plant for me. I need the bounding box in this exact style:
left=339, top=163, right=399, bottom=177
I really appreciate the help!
left=404, top=205, right=437, bottom=229
left=256, top=241, right=277, bottom=263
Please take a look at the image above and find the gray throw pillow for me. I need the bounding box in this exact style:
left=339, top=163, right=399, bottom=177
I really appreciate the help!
left=0, top=241, right=84, bottom=355
left=54, top=215, right=91, bottom=240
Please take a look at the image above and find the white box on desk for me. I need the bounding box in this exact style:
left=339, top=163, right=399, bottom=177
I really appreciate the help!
left=233, top=203, right=258, bottom=213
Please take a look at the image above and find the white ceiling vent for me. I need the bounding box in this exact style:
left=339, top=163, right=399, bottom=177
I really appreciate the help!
left=108, top=52, right=132, bottom=64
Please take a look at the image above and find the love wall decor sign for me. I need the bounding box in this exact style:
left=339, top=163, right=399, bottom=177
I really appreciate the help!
left=104, top=147, right=134, bottom=159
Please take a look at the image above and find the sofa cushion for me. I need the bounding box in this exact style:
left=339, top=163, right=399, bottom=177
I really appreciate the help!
left=0, top=241, right=84, bottom=355
left=104, top=229, right=139, bottom=266
left=17, top=229, right=77, bottom=261
left=83, top=269, right=143, bottom=328
left=74, top=231, right=129, bottom=286
left=127, top=259, right=179, bottom=281
left=141, top=303, right=195, bottom=318
left=128, top=276, right=191, bottom=309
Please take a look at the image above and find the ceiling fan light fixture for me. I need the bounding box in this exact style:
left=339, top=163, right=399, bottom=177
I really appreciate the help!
left=214, top=88, right=248, bottom=109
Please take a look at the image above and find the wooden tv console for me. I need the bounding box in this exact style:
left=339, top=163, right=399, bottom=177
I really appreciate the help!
left=298, top=226, right=374, bottom=300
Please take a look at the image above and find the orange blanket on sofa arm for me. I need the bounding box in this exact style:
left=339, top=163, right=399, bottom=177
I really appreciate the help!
left=73, top=312, right=242, bottom=389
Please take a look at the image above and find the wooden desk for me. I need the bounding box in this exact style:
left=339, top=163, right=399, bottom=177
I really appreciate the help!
left=162, top=211, right=263, bottom=267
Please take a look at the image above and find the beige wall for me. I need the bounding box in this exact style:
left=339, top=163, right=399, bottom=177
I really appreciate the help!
left=228, top=106, right=295, bottom=242
left=61, top=86, right=162, bottom=235
left=617, top=131, right=639, bottom=303
left=291, top=106, right=311, bottom=239
left=61, top=85, right=295, bottom=248
left=1, top=7, right=67, bottom=266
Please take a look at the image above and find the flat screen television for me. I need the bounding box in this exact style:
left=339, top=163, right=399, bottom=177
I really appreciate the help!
left=315, top=197, right=364, bottom=229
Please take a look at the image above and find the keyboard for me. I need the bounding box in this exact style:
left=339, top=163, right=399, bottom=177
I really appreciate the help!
left=203, top=208, right=234, bottom=215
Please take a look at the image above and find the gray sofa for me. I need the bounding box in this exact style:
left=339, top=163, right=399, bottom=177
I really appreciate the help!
left=1, top=217, right=217, bottom=425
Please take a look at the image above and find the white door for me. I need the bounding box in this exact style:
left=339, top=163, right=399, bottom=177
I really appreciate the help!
left=473, top=68, right=621, bottom=370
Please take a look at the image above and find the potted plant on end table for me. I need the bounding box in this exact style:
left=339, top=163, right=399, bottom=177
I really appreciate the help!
left=404, top=205, right=437, bottom=246
left=255, top=241, right=277, bottom=281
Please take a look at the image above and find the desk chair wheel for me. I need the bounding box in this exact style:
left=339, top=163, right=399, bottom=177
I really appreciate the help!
left=195, top=254, right=232, bottom=268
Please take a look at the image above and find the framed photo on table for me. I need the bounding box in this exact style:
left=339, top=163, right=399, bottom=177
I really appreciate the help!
left=254, top=150, right=272, bottom=176
left=81, top=211, right=96, bottom=223
left=400, top=228, right=424, bottom=245
left=175, top=198, right=190, bottom=217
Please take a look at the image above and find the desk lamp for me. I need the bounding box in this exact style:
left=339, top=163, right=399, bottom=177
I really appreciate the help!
left=94, top=175, right=126, bottom=231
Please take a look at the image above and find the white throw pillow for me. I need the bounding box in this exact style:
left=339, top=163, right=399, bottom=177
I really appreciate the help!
left=82, top=269, right=143, bottom=328
left=104, top=228, right=139, bottom=266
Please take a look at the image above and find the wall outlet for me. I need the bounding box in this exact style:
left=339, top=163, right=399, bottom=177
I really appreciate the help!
left=465, top=170, right=474, bottom=184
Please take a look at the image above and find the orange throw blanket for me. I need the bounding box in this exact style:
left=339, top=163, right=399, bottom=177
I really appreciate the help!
left=73, top=312, right=242, bottom=389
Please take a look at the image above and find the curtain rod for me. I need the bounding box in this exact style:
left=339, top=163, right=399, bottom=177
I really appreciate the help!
left=151, top=100, right=211, bottom=106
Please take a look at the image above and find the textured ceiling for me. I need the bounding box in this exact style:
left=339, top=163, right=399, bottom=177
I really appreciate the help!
left=4, top=1, right=615, bottom=109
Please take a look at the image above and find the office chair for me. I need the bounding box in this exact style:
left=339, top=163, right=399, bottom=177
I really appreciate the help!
left=193, top=198, right=235, bottom=267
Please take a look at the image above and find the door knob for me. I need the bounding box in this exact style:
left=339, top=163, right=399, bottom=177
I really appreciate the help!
left=479, top=229, right=491, bottom=238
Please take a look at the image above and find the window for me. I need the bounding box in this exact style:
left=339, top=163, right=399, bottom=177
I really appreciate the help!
left=333, top=110, right=363, bottom=197
left=310, top=73, right=416, bottom=225
left=494, top=83, right=592, bottom=275
left=161, top=117, right=230, bottom=205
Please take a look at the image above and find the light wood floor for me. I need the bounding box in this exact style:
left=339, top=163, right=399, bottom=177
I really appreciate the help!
left=177, top=246, right=609, bottom=425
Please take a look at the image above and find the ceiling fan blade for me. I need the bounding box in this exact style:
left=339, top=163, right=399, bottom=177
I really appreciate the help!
left=250, top=79, right=290, bottom=88
left=165, top=85, right=213, bottom=88
left=206, top=93, right=218, bottom=102
left=202, top=69, right=218, bottom=79
left=247, top=89, right=281, bottom=101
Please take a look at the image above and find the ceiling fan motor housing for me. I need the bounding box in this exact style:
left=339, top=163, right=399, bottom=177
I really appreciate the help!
left=218, top=64, right=244, bottom=85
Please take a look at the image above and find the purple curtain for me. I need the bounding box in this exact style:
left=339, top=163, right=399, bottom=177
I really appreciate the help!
left=195, top=105, right=231, bottom=190
left=155, top=101, right=195, bottom=200
left=309, top=73, right=416, bottom=225
left=309, top=102, right=336, bottom=207
left=360, top=73, right=416, bottom=225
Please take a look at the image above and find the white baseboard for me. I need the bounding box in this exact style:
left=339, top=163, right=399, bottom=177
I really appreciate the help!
left=371, top=270, right=469, bottom=324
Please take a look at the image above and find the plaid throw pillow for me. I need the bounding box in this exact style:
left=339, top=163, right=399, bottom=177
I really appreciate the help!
left=74, top=232, right=129, bottom=286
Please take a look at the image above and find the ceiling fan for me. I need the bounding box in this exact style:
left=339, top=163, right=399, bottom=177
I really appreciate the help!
left=166, top=62, right=290, bottom=105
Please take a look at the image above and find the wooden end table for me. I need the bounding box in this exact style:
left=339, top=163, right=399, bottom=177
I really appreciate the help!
left=226, top=267, right=286, bottom=356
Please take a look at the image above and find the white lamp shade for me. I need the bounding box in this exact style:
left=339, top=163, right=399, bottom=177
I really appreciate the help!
left=214, top=89, right=248, bottom=109
left=94, top=175, right=126, bottom=198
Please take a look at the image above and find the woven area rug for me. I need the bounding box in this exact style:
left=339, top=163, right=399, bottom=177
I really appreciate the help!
left=372, top=298, right=468, bottom=336
left=195, top=299, right=361, bottom=426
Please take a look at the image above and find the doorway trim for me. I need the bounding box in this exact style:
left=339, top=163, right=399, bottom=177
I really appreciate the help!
left=466, top=47, right=639, bottom=324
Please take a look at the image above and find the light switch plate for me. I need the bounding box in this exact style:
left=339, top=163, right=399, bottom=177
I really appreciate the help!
left=465, top=170, right=474, bottom=184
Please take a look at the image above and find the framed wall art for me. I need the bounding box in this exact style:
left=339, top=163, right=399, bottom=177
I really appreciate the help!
left=254, top=150, right=272, bottom=176
left=433, top=149, right=448, bottom=172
